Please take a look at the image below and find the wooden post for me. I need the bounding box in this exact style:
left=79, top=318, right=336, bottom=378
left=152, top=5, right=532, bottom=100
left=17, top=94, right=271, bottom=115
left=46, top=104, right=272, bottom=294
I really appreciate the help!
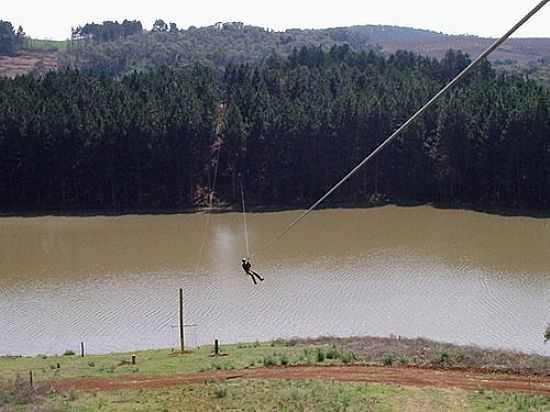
left=29, top=370, right=33, bottom=388
left=131, top=354, right=136, bottom=365
left=179, top=288, right=184, bottom=353
left=214, top=339, right=219, bottom=355
left=81, top=342, right=85, bottom=357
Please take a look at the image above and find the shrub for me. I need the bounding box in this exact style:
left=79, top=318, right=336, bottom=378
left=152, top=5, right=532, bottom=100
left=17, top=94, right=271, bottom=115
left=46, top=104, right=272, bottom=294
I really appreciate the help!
left=213, top=385, right=227, bottom=398
left=0, top=376, right=39, bottom=406
left=439, top=352, right=450, bottom=365
left=383, top=354, right=394, bottom=366
left=63, top=350, right=75, bottom=356
left=262, top=356, right=276, bottom=367
left=341, top=351, right=354, bottom=364
left=316, top=349, right=326, bottom=363
left=280, top=355, right=289, bottom=366
left=326, top=345, right=339, bottom=360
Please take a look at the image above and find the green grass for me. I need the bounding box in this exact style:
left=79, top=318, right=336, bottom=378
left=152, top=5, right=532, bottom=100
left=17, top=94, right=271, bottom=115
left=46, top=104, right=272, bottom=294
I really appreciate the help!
left=22, top=38, right=69, bottom=51
left=31, top=380, right=550, bottom=412
left=468, top=391, right=550, bottom=411
left=29, top=380, right=456, bottom=411
left=2, top=342, right=550, bottom=411
left=0, top=342, right=355, bottom=385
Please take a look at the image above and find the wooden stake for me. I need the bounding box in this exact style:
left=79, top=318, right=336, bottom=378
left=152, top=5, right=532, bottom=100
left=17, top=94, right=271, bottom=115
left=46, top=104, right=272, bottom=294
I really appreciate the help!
left=81, top=342, right=85, bottom=357
left=179, top=288, right=184, bottom=353
left=29, top=370, right=33, bottom=388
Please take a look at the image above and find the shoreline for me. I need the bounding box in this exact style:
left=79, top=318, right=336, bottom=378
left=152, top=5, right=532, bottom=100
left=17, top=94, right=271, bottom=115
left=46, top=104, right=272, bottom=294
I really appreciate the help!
left=2, top=199, right=550, bottom=219
left=3, top=335, right=550, bottom=410
left=3, top=335, right=550, bottom=374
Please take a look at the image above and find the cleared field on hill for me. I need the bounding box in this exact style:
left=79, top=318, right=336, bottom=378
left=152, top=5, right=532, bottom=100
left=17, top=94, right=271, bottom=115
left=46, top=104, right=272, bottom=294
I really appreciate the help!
left=0, top=50, right=57, bottom=77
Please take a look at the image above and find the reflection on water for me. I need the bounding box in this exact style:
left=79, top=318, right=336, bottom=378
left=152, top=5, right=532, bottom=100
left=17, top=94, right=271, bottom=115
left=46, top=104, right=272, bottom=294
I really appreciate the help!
left=1, top=206, right=550, bottom=356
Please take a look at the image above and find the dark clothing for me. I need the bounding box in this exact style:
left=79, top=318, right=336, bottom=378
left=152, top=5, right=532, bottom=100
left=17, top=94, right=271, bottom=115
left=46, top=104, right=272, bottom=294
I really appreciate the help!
left=242, top=260, right=264, bottom=285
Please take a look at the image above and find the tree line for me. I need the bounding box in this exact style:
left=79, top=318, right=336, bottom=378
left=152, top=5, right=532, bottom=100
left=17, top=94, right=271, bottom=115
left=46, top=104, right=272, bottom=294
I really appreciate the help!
left=59, top=22, right=380, bottom=77
left=71, top=20, right=143, bottom=43
left=1, top=46, right=549, bottom=213
left=0, top=20, right=26, bottom=55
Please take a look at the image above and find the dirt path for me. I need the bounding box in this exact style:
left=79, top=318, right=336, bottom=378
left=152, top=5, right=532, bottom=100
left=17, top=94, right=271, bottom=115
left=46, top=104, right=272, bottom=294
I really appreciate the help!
left=48, top=365, right=550, bottom=395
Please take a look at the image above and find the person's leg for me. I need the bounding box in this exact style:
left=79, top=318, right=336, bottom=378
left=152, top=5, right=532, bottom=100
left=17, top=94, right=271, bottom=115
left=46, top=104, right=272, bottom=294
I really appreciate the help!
left=249, top=273, right=258, bottom=285
left=252, top=271, right=264, bottom=281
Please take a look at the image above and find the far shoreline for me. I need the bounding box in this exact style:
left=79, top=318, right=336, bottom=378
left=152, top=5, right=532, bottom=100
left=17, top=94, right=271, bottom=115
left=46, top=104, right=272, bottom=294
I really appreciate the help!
left=1, top=199, right=550, bottom=220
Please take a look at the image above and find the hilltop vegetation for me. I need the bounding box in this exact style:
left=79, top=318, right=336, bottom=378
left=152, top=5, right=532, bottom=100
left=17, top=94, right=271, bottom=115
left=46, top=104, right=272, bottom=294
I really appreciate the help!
left=1, top=46, right=549, bottom=213
left=2, top=20, right=550, bottom=84
left=59, top=21, right=380, bottom=76
left=0, top=20, right=26, bottom=56
left=58, top=22, right=550, bottom=83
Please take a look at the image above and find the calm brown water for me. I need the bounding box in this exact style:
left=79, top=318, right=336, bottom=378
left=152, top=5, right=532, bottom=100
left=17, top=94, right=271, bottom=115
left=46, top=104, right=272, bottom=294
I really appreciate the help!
left=1, top=206, right=550, bottom=356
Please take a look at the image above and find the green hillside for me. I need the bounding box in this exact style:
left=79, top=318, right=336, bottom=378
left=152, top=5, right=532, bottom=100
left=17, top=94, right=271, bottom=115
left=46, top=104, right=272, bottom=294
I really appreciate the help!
left=58, top=23, right=550, bottom=84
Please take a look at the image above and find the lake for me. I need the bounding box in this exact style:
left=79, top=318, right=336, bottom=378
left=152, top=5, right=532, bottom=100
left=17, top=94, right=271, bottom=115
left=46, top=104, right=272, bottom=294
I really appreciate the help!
left=1, top=206, right=550, bottom=356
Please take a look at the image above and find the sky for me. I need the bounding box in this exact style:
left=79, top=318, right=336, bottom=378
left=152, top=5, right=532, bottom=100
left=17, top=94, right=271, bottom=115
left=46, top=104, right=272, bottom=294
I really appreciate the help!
left=3, top=0, right=550, bottom=40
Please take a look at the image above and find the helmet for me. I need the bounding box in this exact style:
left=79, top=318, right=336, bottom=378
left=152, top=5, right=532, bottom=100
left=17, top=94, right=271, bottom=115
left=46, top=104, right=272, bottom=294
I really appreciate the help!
left=242, top=258, right=247, bottom=262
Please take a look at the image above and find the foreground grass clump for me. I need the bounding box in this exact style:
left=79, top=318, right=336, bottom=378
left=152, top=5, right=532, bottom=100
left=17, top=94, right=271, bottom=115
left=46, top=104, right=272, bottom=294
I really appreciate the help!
left=468, top=391, right=550, bottom=412
left=36, top=380, right=550, bottom=412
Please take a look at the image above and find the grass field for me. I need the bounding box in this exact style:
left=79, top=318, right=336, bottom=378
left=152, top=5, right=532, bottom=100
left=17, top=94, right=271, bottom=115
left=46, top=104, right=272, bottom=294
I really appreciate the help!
left=22, top=38, right=69, bottom=51
left=4, top=379, right=550, bottom=411
left=0, top=342, right=355, bottom=384
left=2, top=340, right=550, bottom=411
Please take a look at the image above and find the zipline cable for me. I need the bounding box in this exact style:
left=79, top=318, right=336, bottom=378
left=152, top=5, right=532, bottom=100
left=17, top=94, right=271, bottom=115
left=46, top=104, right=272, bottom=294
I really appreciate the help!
left=240, top=177, right=251, bottom=258
left=251, top=0, right=550, bottom=258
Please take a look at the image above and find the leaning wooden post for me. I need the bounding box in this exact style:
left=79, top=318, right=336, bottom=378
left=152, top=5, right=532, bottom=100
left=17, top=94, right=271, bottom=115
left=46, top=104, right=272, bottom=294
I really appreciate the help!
left=81, top=342, right=85, bottom=357
left=179, top=288, right=184, bottom=353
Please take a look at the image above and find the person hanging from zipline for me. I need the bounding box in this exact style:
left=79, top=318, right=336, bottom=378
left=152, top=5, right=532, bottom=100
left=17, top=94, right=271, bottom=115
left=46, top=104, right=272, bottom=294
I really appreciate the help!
left=242, top=258, right=264, bottom=285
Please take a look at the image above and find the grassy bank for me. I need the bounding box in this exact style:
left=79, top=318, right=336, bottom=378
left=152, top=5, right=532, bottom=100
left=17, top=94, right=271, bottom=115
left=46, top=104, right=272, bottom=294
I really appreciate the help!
left=2, top=336, right=550, bottom=385
left=2, top=337, right=550, bottom=411
left=0, top=341, right=355, bottom=385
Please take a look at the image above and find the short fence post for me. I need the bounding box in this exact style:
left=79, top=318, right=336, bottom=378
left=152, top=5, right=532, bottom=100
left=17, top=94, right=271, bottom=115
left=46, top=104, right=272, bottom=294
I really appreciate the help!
left=29, top=370, right=33, bottom=388
left=179, top=288, right=185, bottom=353
left=81, top=342, right=85, bottom=357
left=132, top=354, right=136, bottom=365
left=214, top=339, right=219, bottom=355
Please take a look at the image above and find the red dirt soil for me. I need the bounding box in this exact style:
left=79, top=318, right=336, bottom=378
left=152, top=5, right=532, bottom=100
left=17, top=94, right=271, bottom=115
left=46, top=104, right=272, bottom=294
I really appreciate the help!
left=48, top=365, right=550, bottom=395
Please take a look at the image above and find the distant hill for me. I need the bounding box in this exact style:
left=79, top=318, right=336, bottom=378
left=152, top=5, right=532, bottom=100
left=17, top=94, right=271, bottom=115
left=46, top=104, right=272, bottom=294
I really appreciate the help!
left=341, top=25, right=549, bottom=62
left=58, top=23, right=550, bottom=82
left=3, top=24, right=550, bottom=83
left=350, top=25, right=550, bottom=85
